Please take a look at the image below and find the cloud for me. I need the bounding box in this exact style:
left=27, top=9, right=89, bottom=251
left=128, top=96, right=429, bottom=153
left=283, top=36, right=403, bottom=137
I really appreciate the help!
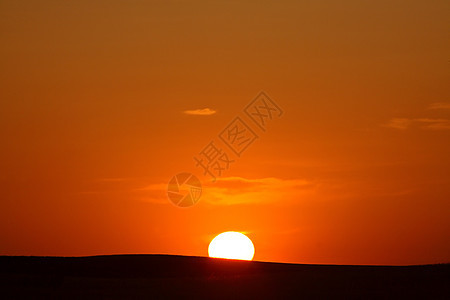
left=415, top=118, right=450, bottom=130
left=383, top=102, right=450, bottom=131
left=383, top=118, right=411, bottom=130
left=102, top=174, right=409, bottom=207
left=183, top=108, right=217, bottom=116
left=135, top=176, right=317, bottom=205
left=133, top=182, right=168, bottom=204
left=201, top=176, right=317, bottom=205
left=383, top=118, right=450, bottom=131
left=428, top=102, right=450, bottom=110
left=95, top=177, right=134, bottom=182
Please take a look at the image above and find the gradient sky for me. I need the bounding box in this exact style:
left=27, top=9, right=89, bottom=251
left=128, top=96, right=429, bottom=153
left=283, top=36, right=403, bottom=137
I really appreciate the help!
left=1, top=0, right=449, bottom=265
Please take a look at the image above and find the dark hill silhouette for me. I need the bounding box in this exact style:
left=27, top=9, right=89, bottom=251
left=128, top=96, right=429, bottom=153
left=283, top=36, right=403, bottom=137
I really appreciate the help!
left=1, top=255, right=448, bottom=299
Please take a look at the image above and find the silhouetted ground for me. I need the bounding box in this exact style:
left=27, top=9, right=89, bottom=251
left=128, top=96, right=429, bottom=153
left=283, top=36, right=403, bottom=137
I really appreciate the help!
left=0, top=255, right=448, bottom=299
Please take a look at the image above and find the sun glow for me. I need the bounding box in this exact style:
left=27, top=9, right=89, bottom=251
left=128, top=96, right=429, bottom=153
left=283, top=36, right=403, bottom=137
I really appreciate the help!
left=208, top=231, right=255, bottom=261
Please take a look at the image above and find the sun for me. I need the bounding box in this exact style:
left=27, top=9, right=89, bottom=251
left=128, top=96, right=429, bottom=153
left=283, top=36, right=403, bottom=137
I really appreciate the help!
left=208, top=231, right=255, bottom=261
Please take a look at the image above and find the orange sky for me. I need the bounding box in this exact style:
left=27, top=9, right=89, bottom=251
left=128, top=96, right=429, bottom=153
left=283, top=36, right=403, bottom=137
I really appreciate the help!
left=1, top=0, right=449, bottom=265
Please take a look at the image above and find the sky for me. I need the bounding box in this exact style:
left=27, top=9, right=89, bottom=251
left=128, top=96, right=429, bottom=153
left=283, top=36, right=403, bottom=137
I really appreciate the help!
left=0, top=0, right=449, bottom=265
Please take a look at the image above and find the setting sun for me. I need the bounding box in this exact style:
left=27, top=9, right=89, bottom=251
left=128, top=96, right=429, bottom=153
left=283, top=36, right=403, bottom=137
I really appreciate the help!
left=208, top=232, right=255, bottom=261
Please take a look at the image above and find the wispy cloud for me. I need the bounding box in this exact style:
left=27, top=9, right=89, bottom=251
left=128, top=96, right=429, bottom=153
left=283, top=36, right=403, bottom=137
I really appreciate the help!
left=135, top=176, right=317, bottom=205
left=383, top=118, right=450, bottom=130
left=133, top=182, right=168, bottom=204
left=183, top=108, right=217, bottom=116
left=415, top=118, right=450, bottom=130
left=95, top=177, right=134, bottom=182
left=95, top=174, right=412, bottom=206
left=384, top=101, right=450, bottom=131
left=383, top=118, right=411, bottom=130
left=428, top=102, right=450, bottom=110
left=202, top=176, right=317, bottom=205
